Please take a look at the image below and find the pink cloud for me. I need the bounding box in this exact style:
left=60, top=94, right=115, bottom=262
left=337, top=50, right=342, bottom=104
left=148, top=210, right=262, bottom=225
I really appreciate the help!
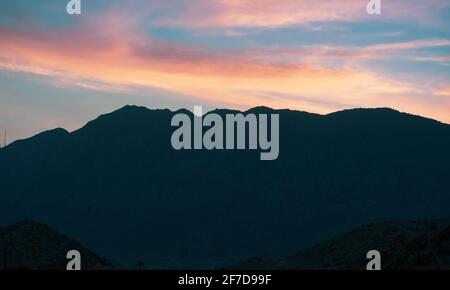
left=0, top=6, right=449, bottom=124
left=151, top=0, right=449, bottom=29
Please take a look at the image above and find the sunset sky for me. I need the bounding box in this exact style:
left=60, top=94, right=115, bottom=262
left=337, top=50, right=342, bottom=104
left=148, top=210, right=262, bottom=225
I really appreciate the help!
left=1, top=0, right=449, bottom=142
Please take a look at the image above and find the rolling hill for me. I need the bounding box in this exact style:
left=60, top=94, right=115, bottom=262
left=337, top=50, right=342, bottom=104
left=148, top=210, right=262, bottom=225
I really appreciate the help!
left=0, top=220, right=112, bottom=270
left=231, top=218, right=450, bottom=269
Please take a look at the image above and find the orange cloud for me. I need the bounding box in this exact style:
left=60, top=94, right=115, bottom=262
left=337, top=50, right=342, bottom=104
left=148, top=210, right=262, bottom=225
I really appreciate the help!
left=434, top=86, right=450, bottom=97
left=0, top=9, right=449, bottom=124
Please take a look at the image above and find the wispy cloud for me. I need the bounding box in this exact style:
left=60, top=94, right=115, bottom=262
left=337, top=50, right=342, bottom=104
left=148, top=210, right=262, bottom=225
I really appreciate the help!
left=150, top=0, right=450, bottom=29
left=434, top=86, right=450, bottom=97
left=2, top=13, right=445, bottom=120
left=0, top=0, right=449, bottom=142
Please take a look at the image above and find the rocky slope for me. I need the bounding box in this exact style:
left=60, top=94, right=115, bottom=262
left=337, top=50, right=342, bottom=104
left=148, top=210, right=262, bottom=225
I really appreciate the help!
left=0, top=220, right=113, bottom=270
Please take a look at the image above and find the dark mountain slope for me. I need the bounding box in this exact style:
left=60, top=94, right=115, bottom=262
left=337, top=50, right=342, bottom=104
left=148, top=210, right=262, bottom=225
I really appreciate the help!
left=0, top=220, right=112, bottom=270
left=0, top=105, right=449, bottom=267
left=231, top=218, right=450, bottom=269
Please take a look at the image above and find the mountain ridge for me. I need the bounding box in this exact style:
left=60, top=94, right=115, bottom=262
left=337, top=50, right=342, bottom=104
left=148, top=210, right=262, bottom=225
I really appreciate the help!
left=2, top=105, right=447, bottom=150
left=0, top=105, right=449, bottom=267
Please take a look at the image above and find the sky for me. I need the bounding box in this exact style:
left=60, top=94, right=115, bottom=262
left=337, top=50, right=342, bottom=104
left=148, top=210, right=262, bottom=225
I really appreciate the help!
left=0, top=0, right=449, bottom=143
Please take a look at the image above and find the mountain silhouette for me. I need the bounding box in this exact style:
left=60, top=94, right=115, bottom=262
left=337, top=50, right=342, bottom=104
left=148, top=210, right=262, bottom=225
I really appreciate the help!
left=0, top=220, right=112, bottom=270
left=231, top=218, right=450, bottom=269
left=0, top=105, right=449, bottom=268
